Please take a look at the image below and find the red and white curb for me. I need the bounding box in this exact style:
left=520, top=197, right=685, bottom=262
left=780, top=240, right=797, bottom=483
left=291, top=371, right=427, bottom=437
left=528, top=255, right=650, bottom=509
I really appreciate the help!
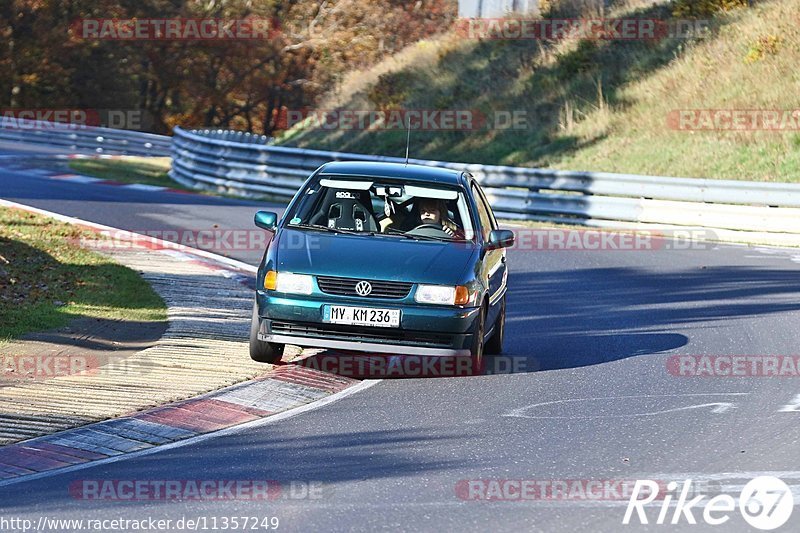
left=0, top=365, right=370, bottom=486
left=0, top=199, right=382, bottom=486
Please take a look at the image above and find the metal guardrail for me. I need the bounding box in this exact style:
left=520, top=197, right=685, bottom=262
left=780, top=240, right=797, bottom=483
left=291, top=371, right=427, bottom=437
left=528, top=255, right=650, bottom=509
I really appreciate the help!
left=6, top=119, right=797, bottom=241
left=0, top=119, right=171, bottom=157
left=170, top=126, right=800, bottom=238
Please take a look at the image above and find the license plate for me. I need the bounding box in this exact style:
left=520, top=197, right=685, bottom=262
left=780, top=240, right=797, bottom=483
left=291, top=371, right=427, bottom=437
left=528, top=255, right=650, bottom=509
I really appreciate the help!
left=324, top=305, right=400, bottom=328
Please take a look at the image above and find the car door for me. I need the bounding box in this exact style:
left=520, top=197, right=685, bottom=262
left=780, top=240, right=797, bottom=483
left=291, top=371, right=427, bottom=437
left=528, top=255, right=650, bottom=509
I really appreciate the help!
left=470, top=180, right=507, bottom=329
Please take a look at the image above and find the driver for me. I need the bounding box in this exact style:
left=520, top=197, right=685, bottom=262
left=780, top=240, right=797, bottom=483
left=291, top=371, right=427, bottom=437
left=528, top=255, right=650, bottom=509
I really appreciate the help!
left=417, top=198, right=462, bottom=237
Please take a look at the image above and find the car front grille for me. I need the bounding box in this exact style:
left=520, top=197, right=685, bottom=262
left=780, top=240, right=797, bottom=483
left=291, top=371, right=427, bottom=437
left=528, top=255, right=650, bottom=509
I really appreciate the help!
left=270, top=321, right=452, bottom=348
left=316, top=276, right=413, bottom=299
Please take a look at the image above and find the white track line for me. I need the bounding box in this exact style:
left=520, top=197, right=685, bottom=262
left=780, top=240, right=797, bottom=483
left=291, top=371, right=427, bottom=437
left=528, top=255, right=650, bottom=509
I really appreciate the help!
left=51, top=175, right=102, bottom=184
left=0, top=198, right=256, bottom=273
left=120, top=183, right=168, bottom=192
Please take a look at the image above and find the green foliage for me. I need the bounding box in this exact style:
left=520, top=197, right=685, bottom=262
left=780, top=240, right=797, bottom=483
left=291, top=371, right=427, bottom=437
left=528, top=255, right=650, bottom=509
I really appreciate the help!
left=556, top=41, right=599, bottom=79
left=68, top=157, right=177, bottom=189
left=744, top=34, right=781, bottom=63
left=672, top=0, right=749, bottom=17
left=368, top=72, right=416, bottom=109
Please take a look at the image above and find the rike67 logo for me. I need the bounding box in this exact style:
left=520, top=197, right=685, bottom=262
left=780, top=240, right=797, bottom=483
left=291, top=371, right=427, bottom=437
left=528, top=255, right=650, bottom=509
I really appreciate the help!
left=623, top=476, right=794, bottom=530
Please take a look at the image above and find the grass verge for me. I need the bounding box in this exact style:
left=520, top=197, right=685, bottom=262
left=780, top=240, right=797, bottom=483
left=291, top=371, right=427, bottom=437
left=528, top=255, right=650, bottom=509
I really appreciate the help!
left=66, top=157, right=280, bottom=200
left=68, top=157, right=181, bottom=189
left=0, top=207, right=167, bottom=343
left=277, top=0, right=800, bottom=182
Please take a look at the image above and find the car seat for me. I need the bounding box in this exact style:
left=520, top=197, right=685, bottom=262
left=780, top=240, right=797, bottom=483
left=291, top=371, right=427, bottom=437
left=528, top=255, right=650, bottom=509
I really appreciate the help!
left=311, top=189, right=378, bottom=232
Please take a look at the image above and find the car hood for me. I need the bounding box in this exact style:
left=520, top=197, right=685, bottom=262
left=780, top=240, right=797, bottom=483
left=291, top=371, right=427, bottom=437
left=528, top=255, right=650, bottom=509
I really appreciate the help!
left=275, top=229, right=477, bottom=285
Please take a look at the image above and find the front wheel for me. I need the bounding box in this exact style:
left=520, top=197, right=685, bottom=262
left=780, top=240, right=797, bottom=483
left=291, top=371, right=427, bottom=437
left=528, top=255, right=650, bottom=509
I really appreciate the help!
left=468, top=307, right=486, bottom=376
left=249, top=301, right=284, bottom=363
left=485, top=297, right=505, bottom=355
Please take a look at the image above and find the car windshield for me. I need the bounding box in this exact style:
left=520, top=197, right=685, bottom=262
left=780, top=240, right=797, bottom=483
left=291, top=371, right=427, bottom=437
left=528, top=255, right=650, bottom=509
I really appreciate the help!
left=285, top=176, right=475, bottom=241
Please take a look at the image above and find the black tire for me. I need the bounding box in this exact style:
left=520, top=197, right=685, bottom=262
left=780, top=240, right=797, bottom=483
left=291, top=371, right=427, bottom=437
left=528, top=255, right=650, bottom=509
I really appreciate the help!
left=485, top=297, right=505, bottom=355
left=249, top=301, right=284, bottom=363
left=468, top=306, right=486, bottom=376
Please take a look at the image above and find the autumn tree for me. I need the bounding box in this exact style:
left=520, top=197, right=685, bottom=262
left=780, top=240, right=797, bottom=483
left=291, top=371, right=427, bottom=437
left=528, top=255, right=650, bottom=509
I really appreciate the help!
left=0, top=0, right=455, bottom=134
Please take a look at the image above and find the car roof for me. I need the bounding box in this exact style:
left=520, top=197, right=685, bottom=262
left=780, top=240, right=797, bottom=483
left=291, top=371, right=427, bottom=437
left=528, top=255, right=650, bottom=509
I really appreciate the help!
left=317, top=161, right=466, bottom=186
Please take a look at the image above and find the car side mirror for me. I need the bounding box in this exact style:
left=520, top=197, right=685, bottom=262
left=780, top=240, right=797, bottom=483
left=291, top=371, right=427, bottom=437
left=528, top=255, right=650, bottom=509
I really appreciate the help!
left=254, top=211, right=278, bottom=231
left=486, top=229, right=515, bottom=250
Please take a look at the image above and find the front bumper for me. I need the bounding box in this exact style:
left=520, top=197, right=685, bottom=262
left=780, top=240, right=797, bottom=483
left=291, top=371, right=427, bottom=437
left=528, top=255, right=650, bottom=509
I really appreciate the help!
left=255, top=290, right=480, bottom=356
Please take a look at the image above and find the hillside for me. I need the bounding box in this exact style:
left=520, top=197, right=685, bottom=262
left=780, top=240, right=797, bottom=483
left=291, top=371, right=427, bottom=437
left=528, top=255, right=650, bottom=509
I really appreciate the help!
left=277, top=0, right=800, bottom=182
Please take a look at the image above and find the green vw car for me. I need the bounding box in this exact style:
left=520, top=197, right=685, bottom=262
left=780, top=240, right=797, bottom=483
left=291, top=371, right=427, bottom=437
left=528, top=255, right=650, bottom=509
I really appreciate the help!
left=250, top=161, right=514, bottom=372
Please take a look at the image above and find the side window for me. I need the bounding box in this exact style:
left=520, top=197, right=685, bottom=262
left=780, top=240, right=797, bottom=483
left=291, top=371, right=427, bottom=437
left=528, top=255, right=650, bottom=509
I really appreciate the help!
left=476, top=182, right=499, bottom=229
left=471, top=182, right=494, bottom=241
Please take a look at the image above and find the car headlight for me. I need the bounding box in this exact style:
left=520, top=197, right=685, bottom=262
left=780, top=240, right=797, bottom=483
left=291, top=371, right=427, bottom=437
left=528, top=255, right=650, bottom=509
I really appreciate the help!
left=271, top=272, right=313, bottom=295
left=415, top=284, right=472, bottom=305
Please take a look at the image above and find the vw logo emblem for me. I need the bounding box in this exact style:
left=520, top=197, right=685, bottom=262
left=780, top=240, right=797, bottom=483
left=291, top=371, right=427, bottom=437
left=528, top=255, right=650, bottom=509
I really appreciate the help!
left=355, top=281, right=373, bottom=296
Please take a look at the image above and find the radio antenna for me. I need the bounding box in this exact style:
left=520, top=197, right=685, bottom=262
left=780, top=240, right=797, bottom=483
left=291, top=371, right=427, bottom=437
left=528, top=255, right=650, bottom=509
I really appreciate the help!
left=404, top=114, right=411, bottom=167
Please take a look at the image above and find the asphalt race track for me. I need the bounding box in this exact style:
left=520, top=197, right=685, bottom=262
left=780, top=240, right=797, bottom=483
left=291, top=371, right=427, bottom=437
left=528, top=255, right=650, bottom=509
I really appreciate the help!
left=2, top=148, right=800, bottom=532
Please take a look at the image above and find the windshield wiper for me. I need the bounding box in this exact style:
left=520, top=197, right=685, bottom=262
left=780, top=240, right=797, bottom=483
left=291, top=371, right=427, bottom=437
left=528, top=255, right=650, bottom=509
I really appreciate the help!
left=289, top=223, right=371, bottom=236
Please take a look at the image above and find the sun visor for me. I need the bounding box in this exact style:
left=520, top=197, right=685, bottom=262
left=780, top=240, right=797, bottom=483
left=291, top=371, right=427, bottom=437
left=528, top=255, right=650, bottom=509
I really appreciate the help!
left=404, top=185, right=458, bottom=200
left=319, top=178, right=373, bottom=190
